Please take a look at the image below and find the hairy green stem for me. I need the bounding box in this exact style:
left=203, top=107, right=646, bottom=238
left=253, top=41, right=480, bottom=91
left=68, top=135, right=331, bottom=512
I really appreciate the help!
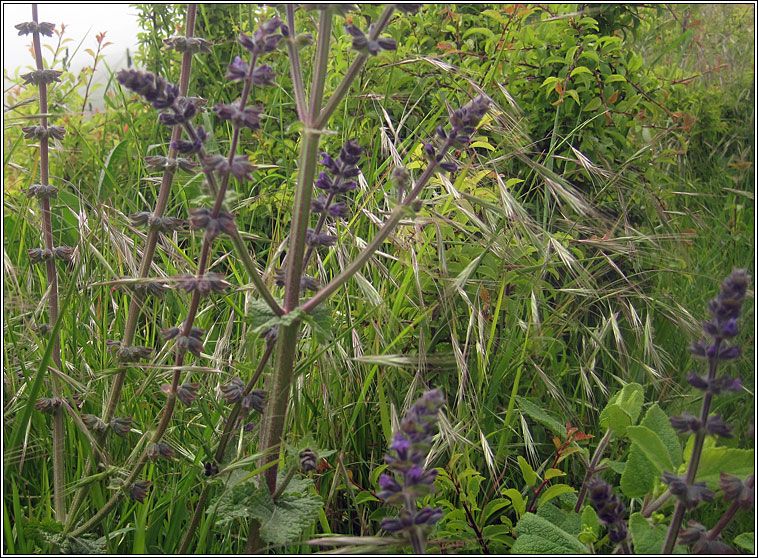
left=641, top=490, right=672, bottom=518
left=256, top=9, right=334, bottom=497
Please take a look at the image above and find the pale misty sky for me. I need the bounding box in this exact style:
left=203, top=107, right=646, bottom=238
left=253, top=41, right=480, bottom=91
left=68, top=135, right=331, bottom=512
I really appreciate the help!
left=3, top=3, right=143, bottom=99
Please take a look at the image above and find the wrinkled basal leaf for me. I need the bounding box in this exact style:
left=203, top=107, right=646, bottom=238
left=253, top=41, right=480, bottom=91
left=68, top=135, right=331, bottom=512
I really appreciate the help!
left=511, top=513, right=586, bottom=554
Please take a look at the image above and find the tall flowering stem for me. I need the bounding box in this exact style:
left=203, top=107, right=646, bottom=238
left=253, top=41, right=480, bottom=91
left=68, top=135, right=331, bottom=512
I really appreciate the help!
left=377, top=390, right=445, bottom=553
left=661, top=269, right=750, bottom=553
left=16, top=4, right=68, bottom=523
left=257, top=5, right=402, bottom=498
left=64, top=6, right=200, bottom=532
left=69, top=11, right=288, bottom=538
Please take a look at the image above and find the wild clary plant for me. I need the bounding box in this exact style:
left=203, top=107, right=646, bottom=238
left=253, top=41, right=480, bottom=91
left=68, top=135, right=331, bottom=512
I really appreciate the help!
left=13, top=8, right=70, bottom=526
left=32, top=3, right=492, bottom=551
left=377, top=389, right=445, bottom=553
left=511, top=269, right=753, bottom=555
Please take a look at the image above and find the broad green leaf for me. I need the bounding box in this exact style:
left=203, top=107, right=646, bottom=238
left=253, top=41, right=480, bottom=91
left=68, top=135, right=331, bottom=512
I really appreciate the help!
left=469, top=140, right=496, bottom=151
left=605, top=74, right=627, bottom=84
left=355, top=491, right=379, bottom=505
left=545, top=468, right=566, bottom=480
left=518, top=456, right=538, bottom=487
left=598, top=404, right=633, bottom=436
left=502, top=488, right=526, bottom=518
left=214, top=479, right=323, bottom=545
left=641, top=404, right=682, bottom=467
left=626, top=426, right=674, bottom=473
left=620, top=403, right=680, bottom=497
left=620, top=445, right=657, bottom=498
left=259, top=492, right=323, bottom=545
left=583, top=97, right=603, bottom=112
left=629, top=513, right=687, bottom=554
left=598, top=383, right=644, bottom=436
left=481, top=499, right=509, bottom=523
left=538, top=484, right=576, bottom=508
left=691, top=447, right=754, bottom=487
left=570, top=66, right=593, bottom=78
left=537, top=503, right=581, bottom=535
left=511, top=513, right=586, bottom=554
left=734, top=533, right=754, bottom=553
left=542, top=76, right=562, bottom=88
left=579, top=505, right=599, bottom=544
left=515, top=396, right=566, bottom=437
left=565, top=89, right=580, bottom=105
left=462, top=26, right=495, bottom=40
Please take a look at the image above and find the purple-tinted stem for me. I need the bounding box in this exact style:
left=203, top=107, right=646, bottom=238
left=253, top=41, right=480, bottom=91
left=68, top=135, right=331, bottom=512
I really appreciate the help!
left=65, top=5, right=199, bottom=534
left=285, top=5, right=307, bottom=121
left=574, top=429, right=612, bottom=512
left=662, top=340, right=722, bottom=553
left=30, top=3, right=65, bottom=524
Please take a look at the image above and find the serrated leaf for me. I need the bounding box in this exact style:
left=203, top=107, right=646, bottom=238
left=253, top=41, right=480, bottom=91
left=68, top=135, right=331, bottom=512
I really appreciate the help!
left=518, top=456, right=538, bottom=487
left=626, top=425, right=674, bottom=473
left=259, top=492, right=323, bottom=545
left=538, top=484, right=576, bottom=508
left=214, top=479, right=323, bottom=545
left=301, top=303, right=333, bottom=344
left=246, top=298, right=280, bottom=330
left=511, top=513, right=586, bottom=554
left=515, top=396, right=566, bottom=437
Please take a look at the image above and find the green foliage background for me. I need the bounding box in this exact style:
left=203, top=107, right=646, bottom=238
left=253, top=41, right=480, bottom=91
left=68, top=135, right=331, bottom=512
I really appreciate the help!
left=3, top=4, right=754, bottom=554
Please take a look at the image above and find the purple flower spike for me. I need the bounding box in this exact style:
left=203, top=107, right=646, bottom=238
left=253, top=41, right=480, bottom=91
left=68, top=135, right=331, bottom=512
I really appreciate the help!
left=225, top=56, right=249, bottom=81
left=376, top=390, right=444, bottom=542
